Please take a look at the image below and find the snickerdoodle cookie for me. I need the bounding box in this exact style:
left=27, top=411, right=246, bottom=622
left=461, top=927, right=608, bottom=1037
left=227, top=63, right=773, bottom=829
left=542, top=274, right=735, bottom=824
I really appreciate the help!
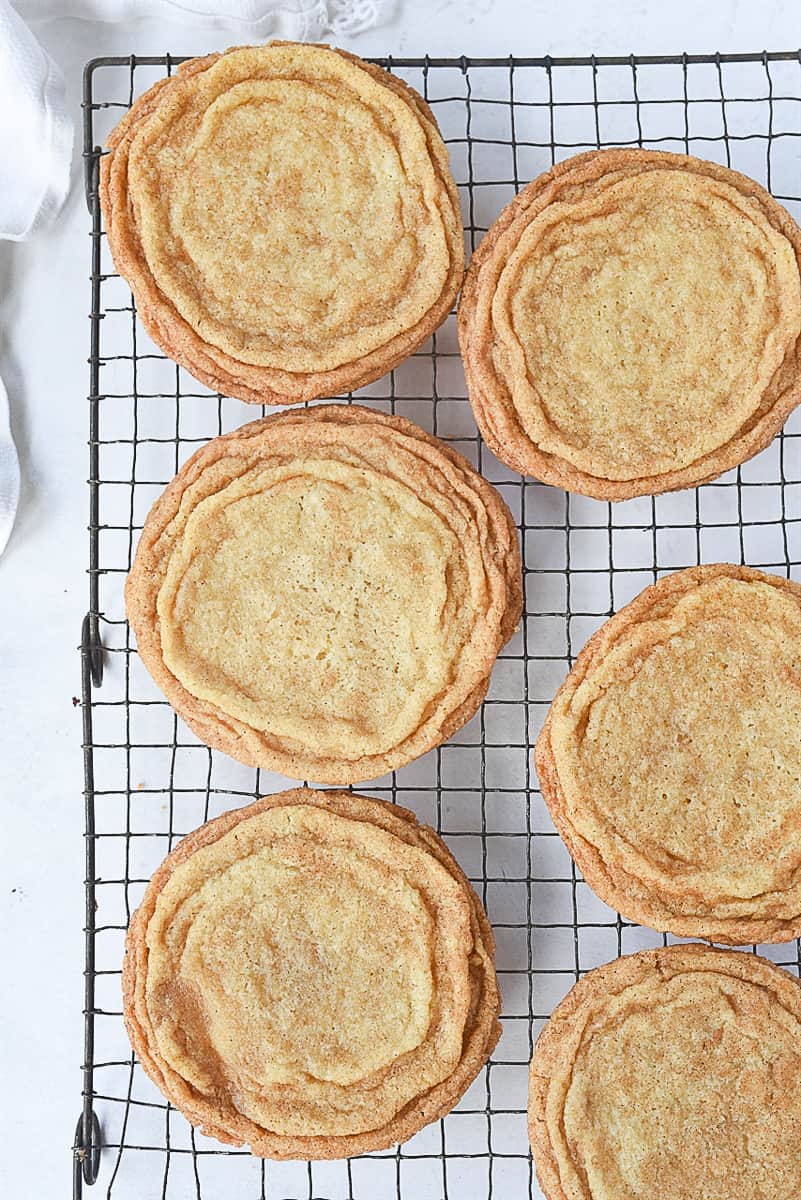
left=459, top=149, right=801, bottom=498
left=126, top=404, right=522, bottom=783
left=529, top=945, right=801, bottom=1200
left=101, top=42, right=463, bottom=404
left=535, top=564, right=801, bottom=944
left=123, top=788, right=500, bottom=1157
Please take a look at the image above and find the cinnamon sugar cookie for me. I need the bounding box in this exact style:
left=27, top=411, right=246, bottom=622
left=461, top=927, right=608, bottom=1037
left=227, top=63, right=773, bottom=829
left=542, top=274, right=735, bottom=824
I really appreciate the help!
left=126, top=404, right=522, bottom=783
left=529, top=945, right=801, bottom=1200
left=101, top=43, right=463, bottom=404
left=124, top=788, right=500, bottom=1158
left=459, top=149, right=801, bottom=498
left=535, top=564, right=801, bottom=944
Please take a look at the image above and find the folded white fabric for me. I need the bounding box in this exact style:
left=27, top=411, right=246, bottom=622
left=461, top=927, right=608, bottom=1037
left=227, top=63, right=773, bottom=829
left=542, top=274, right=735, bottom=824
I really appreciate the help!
left=0, top=0, right=73, bottom=242
left=0, top=374, right=20, bottom=559
left=0, top=0, right=71, bottom=555
left=0, top=0, right=393, bottom=558
left=15, top=0, right=394, bottom=38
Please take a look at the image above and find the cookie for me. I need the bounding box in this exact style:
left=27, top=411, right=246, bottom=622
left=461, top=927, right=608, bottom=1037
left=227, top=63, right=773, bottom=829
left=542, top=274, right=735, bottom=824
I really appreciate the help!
left=529, top=944, right=801, bottom=1200
left=535, top=564, right=801, bottom=944
left=459, top=148, right=801, bottom=499
left=126, top=404, right=522, bottom=783
left=100, top=42, right=464, bottom=404
left=123, top=788, right=500, bottom=1158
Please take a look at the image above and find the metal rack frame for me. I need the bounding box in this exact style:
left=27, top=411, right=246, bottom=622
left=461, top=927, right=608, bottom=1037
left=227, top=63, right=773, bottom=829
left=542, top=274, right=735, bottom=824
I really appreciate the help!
left=75, top=50, right=801, bottom=1200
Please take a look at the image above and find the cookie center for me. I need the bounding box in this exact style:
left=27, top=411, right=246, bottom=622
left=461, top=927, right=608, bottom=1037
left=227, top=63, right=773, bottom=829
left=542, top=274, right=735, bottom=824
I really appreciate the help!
left=157, top=460, right=471, bottom=762
left=177, top=842, right=434, bottom=1086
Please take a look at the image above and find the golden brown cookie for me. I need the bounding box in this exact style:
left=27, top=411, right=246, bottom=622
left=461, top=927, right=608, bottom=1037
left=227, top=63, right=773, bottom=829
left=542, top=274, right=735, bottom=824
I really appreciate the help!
left=100, top=43, right=464, bottom=405
left=535, top=564, right=801, bottom=944
left=459, top=148, right=801, bottom=498
left=123, top=787, right=500, bottom=1158
left=126, top=404, right=522, bottom=783
left=529, top=944, right=801, bottom=1200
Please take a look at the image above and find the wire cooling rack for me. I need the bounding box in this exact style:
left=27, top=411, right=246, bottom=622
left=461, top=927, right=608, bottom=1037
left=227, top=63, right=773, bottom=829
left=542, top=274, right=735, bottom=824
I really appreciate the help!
left=75, top=50, right=801, bottom=1200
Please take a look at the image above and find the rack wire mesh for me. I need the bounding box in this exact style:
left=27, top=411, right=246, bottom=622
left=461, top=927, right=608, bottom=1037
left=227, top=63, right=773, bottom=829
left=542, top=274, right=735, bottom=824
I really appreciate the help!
left=76, top=50, right=801, bottom=1200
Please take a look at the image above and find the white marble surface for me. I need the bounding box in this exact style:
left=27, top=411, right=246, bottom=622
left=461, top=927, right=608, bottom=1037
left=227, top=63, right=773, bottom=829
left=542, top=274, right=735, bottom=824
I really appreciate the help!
left=1, top=2, right=801, bottom=1197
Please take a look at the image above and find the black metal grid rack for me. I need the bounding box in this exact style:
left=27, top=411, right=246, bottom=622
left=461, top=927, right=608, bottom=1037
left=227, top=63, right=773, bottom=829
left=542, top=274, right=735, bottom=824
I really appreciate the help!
left=76, top=51, right=801, bottom=1200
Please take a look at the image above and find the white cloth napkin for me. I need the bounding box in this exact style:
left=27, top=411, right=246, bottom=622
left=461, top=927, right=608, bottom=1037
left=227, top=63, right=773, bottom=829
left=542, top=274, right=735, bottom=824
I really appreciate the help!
left=15, top=0, right=394, bottom=37
left=0, top=0, right=394, bottom=557
left=0, top=374, right=20, bottom=559
left=0, top=1, right=73, bottom=243
left=0, top=0, right=63, bottom=554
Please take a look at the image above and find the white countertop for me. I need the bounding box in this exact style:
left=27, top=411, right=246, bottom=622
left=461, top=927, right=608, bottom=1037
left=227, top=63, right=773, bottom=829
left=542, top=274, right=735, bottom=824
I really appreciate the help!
left=2, top=2, right=800, bottom=1196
